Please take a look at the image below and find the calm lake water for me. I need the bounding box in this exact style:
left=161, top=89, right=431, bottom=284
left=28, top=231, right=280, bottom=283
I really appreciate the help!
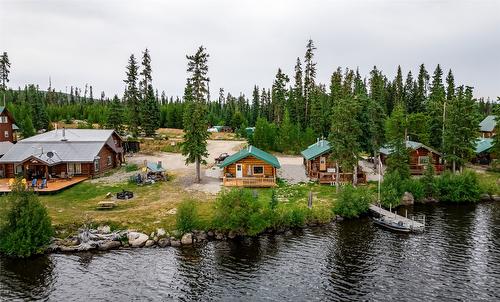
left=1, top=202, right=499, bottom=301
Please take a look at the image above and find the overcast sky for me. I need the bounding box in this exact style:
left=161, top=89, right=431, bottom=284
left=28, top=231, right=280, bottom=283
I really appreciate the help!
left=1, top=0, right=499, bottom=100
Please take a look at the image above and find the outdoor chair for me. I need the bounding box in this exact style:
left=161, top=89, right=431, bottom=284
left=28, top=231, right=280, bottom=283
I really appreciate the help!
left=31, top=178, right=37, bottom=188
left=8, top=178, right=14, bottom=188
left=39, top=178, right=47, bottom=189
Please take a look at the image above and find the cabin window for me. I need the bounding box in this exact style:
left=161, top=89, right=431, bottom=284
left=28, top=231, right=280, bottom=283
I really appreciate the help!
left=253, top=166, right=264, bottom=175
left=67, top=163, right=82, bottom=175
left=107, top=155, right=112, bottom=166
left=418, top=156, right=429, bottom=165
left=15, top=165, right=22, bottom=174
left=0, top=116, right=7, bottom=123
left=94, top=160, right=100, bottom=172
left=4, top=130, right=8, bottom=138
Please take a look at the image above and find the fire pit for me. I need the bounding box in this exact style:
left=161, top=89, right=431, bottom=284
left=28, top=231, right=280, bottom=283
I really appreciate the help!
left=116, top=190, right=134, bottom=200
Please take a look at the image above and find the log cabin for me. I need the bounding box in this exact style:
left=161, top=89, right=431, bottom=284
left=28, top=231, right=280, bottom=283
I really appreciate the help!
left=0, top=106, right=19, bottom=143
left=301, top=139, right=366, bottom=184
left=219, top=145, right=280, bottom=187
left=472, top=138, right=495, bottom=165
left=379, top=140, right=443, bottom=175
left=479, top=115, right=497, bottom=138
left=0, top=128, right=124, bottom=179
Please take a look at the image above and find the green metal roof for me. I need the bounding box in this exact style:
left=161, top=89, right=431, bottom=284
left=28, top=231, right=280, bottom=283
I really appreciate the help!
left=380, top=140, right=441, bottom=156
left=475, top=138, right=494, bottom=154
left=219, top=145, right=280, bottom=168
left=147, top=162, right=166, bottom=173
left=479, top=115, right=497, bottom=132
left=301, top=140, right=332, bottom=160
left=0, top=106, right=4, bottom=113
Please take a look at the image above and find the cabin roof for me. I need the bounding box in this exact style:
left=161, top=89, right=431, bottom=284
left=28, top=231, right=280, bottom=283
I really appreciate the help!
left=146, top=162, right=166, bottom=172
left=0, top=129, right=121, bottom=164
left=479, top=115, right=497, bottom=132
left=219, top=145, right=281, bottom=168
left=380, top=140, right=441, bottom=156
left=301, top=139, right=332, bottom=160
left=0, top=141, right=13, bottom=155
left=475, top=138, right=494, bottom=154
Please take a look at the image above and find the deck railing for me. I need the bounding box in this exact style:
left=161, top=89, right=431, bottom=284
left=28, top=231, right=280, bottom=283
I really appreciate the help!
left=311, top=172, right=367, bottom=184
left=409, top=164, right=444, bottom=175
left=222, top=177, right=277, bottom=187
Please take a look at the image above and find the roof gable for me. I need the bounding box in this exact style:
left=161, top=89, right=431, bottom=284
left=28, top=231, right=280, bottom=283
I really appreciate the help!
left=475, top=138, right=494, bottom=154
left=301, top=140, right=332, bottom=160
left=380, top=140, right=441, bottom=156
left=479, top=115, right=497, bottom=132
left=219, top=145, right=280, bottom=168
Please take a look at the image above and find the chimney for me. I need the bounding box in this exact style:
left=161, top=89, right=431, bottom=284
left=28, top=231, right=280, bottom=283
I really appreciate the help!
left=317, top=137, right=320, bottom=146
left=61, top=127, right=67, bottom=141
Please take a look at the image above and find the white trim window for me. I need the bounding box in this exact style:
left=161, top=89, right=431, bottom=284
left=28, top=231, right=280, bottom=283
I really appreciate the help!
left=94, top=160, right=100, bottom=172
left=4, top=130, right=8, bottom=138
left=252, top=165, right=264, bottom=175
left=418, top=156, right=430, bottom=165
left=107, top=155, right=112, bottom=166
left=67, top=163, right=82, bottom=175
left=0, top=116, right=7, bottom=123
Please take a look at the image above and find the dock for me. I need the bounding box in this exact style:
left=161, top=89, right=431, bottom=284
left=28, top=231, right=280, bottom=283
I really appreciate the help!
left=369, top=204, right=425, bottom=232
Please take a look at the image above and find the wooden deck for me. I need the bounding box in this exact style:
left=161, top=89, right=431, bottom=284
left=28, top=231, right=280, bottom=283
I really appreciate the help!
left=222, top=177, right=277, bottom=187
left=369, top=204, right=425, bottom=232
left=0, top=176, right=88, bottom=194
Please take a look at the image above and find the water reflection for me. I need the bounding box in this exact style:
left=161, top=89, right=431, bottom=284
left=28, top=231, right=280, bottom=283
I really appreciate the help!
left=0, top=254, right=54, bottom=301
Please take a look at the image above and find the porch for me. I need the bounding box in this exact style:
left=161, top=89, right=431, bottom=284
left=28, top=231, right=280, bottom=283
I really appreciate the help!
left=309, top=171, right=367, bottom=185
left=409, top=164, right=444, bottom=175
left=222, top=176, right=277, bottom=187
left=0, top=176, right=88, bottom=194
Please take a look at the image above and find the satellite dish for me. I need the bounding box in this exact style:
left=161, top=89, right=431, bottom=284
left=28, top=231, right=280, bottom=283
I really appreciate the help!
left=46, top=151, right=54, bottom=158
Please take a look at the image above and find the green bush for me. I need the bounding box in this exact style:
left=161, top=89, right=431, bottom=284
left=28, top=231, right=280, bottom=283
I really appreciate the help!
left=479, top=178, right=499, bottom=197
left=333, top=185, right=373, bottom=218
left=176, top=199, right=199, bottom=233
left=403, top=178, right=425, bottom=201
left=0, top=179, right=54, bottom=258
left=380, top=170, right=405, bottom=207
left=125, top=163, right=139, bottom=172
left=421, top=161, right=437, bottom=199
left=212, top=189, right=268, bottom=235
left=436, top=171, right=481, bottom=203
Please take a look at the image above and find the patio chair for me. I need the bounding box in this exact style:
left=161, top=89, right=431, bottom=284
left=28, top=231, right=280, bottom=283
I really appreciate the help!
left=31, top=178, right=37, bottom=188
left=38, top=178, right=47, bottom=189
left=60, top=172, right=66, bottom=179
left=8, top=178, right=14, bottom=188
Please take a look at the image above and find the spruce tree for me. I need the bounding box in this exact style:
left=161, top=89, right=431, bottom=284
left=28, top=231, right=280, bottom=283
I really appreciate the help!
left=443, top=86, right=480, bottom=172
left=251, top=85, right=260, bottom=125
left=385, top=104, right=410, bottom=179
left=271, top=68, right=289, bottom=124
left=106, top=95, right=124, bottom=133
left=0, top=52, right=10, bottom=106
left=427, top=64, right=446, bottom=149
left=392, top=65, right=404, bottom=113
left=181, top=46, right=210, bottom=183
left=329, top=97, right=362, bottom=188
left=303, top=39, right=317, bottom=125
left=123, top=54, right=140, bottom=136
left=445, top=69, right=455, bottom=101
left=369, top=66, right=386, bottom=113
left=292, top=58, right=304, bottom=125
left=415, top=64, right=429, bottom=113
left=403, top=71, right=415, bottom=113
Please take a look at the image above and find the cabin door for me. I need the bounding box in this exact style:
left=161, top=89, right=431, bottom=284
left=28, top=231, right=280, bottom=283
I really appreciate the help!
left=319, top=157, right=327, bottom=171
left=236, top=164, right=243, bottom=178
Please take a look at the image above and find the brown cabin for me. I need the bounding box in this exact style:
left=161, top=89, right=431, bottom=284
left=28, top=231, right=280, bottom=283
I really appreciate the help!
left=0, top=129, right=124, bottom=180
left=301, top=140, right=366, bottom=184
left=0, top=106, right=18, bottom=143
left=380, top=140, right=443, bottom=175
left=218, top=145, right=280, bottom=187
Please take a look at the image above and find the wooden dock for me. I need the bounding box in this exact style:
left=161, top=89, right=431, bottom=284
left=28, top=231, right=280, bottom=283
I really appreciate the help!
left=369, top=204, right=425, bottom=232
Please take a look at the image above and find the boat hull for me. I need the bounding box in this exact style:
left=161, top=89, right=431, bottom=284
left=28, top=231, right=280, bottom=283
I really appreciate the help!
left=372, top=217, right=411, bottom=233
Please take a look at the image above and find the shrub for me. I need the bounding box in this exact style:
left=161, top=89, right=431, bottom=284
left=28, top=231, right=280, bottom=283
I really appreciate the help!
left=403, top=178, right=425, bottom=201
left=212, top=189, right=268, bottom=235
left=421, top=161, right=437, bottom=199
left=176, top=199, right=199, bottom=233
left=0, top=179, right=54, bottom=258
left=333, top=185, right=373, bottom=218
left=436, top=171, right=481, bottom=203
left=125, top=163, right=139, bottom=172
left=479, top=178, right=499, bottom=197
left=380, top=170, right=405, bottom=207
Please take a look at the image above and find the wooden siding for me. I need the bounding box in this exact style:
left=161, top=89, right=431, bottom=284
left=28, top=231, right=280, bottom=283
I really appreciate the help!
left=304, top=151, right=366, bottom=184
left=222, top=155, right=277, bottom=187
left=0, top=111, right=14, bottom=142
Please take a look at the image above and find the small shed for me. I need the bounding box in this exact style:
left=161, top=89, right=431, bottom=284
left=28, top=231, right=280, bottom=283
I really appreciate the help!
left=145, top=161, right=166, bottom=181
left=219, top=145, right=280, bottom=187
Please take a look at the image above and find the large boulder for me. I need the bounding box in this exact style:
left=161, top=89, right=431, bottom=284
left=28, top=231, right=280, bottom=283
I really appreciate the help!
left=401, top=192, right=414, bottom=206
left=181, top=233, right=193, bottom=245
left=156, top=228, right=166, bottom=237
left=170, top=239, right=181, bottom=247
left=128, top=232, right=149, bottom=247
left=98, top=240, right=121, bottom=251
left=145, top=240, right=155, bottom=248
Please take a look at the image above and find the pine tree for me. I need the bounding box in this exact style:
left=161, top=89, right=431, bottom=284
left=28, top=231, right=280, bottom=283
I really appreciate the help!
left=329, top=97, right=362, bottom=188
left=277, top=109, right=294, bottom=152
left=251, top=85, right=260, bottom=125
left=403, top=71, right=416, bottom=113
left=427, top=64, right=446, bottom=149
left=414, top=64, right=429, bottom=113
left=445, top=69, right=455, bottom=101
left=181, top=46, right=210, bottom=183
left=106, top=95, right=124, bottom=133
left=271, top=68, right=289, bottom=124
left=369, top=66, right=386, bottom=113
left=391, top=65, right=404, bottom=113
left=292, top=58, right=304, bottom=125
left=123, top=54, right=140, bottom=136
left=303, top=39, right=317, bottom=125
left=443, top=86, right=480, bottom=172
left=385, top=104, right=410, bottom=179
left=0, top=52, right=11, bottom=106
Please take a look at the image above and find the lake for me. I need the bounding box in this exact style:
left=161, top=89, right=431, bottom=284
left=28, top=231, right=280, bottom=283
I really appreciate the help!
left=1, top=202, right=499, bottom=301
